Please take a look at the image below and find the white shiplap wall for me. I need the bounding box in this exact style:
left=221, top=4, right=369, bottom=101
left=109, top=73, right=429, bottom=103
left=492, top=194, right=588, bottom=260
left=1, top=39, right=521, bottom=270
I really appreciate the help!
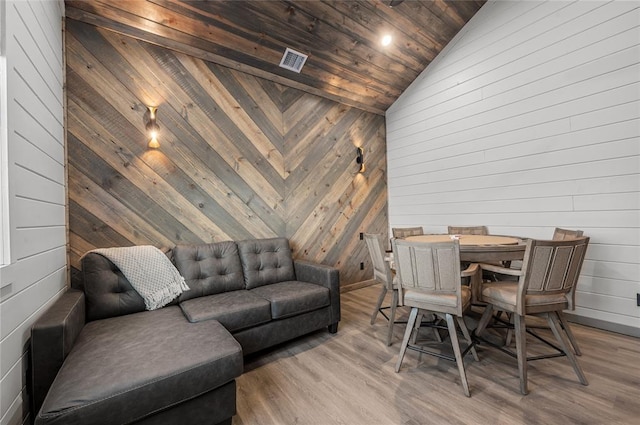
left=0, top=1, right=66, bottom=424
left=386, top=1, right=639, bottom=335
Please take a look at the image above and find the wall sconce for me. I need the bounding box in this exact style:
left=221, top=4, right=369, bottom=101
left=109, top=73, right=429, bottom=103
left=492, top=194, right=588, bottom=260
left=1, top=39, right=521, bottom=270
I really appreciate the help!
left=145, top=106, right=160, bottom=149
left=356, top=147, right=365, bottom=173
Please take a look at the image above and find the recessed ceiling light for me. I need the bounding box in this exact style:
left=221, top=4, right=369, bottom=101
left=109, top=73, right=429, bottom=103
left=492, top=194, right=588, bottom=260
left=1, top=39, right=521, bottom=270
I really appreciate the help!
left=381, top=34, right=392, bottom=46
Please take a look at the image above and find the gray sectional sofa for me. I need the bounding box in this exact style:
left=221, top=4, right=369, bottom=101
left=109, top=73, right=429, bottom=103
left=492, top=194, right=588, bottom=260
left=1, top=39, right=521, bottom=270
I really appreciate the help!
left=31, top=237, right=340, bottom=425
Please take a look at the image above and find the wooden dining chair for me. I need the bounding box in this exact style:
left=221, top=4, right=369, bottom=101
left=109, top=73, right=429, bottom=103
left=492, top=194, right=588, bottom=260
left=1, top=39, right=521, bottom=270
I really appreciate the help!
left=474, top=237, right=590, bottom=395
left=447, top=225, right=488, bottom=235
left=364, top=233, right=399, bottom=346
left=392, top=238, right=480, bottom=397
left=391, top=227, right=424, bottom=238
left=553, top=227, right=584, bottom=240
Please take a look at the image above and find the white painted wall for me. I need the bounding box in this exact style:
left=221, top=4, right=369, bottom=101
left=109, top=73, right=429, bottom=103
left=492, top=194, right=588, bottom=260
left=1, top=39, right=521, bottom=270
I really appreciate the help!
left=0, top=1, right=66, bottom=424
left=386, top=1, right=639, bottom=334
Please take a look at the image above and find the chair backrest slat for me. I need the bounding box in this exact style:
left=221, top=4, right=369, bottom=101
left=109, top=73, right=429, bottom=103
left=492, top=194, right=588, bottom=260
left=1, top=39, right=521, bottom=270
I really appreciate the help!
left=392, top=227, right=424, bottom=238
left=393, top=240, right=461, bottom=294
left=520, top=237, right=589, bottom=310
left=565, top=242, right=587, bottom=293
left=552, top=227, right=584, bottom=240
left=448, top=225, right=488, bottom=235
left=364, top=233, right=394, bottom=290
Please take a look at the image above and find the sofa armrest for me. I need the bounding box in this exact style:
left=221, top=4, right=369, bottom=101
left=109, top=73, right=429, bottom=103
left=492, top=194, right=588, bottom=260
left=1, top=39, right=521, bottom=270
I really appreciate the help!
left=294, top=260, right=341, bottom=328
left=31, top=289, right=86, bottom=418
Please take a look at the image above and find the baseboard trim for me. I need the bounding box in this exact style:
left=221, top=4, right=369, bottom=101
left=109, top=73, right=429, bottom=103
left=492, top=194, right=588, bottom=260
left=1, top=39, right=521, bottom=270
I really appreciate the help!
left=340, top=279, right=377, bottom=293
left=564, top=313, right=640, bottom=338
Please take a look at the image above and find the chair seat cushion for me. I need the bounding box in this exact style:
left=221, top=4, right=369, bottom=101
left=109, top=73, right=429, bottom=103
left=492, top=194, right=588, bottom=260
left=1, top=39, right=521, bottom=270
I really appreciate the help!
left=404, top=285, right=471, bottom=311
left=36, top=306, right=242, bottom=425
left=179, top=289, right=271, bottom=332
left=482, top=283, right=568, bottom=310
left=249, top=281, right=330, bottom=319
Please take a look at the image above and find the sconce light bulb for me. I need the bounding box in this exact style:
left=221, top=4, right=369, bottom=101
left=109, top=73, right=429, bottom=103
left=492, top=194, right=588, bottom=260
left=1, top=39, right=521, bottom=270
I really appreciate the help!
left=382, top=34, right=392, bottom=46
left=356, top=147, right=365, bottom=173
left=146, top=106, right=160, bottom=149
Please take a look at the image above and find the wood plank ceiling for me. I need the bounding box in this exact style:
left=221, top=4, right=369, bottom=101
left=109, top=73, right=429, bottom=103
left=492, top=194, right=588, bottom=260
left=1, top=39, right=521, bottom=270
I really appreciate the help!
left=64, top=0, right=486, bottom=115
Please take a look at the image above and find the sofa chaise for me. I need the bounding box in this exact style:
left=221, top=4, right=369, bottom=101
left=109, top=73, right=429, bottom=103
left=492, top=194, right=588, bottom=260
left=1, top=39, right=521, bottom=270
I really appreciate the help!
left=31, top=237, right=340, bottom=425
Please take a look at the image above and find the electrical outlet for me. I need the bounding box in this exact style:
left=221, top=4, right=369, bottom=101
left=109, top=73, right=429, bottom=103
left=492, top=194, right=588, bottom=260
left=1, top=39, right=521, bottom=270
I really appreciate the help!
left=360, top=262, right=364, bottom=270
left=359, top=232, right=363, bottom=240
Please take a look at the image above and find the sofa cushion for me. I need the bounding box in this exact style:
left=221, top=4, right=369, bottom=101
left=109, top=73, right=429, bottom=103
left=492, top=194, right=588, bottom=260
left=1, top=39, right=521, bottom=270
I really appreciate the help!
left=35, top=306, right=242, bottom=425
left=237, top=237, right=296, bottom=289
left=179, top=290, right=272, bottom=332
left=174, top=241, right=244, bottom=302
left=250, top=281, right=330, bottom=319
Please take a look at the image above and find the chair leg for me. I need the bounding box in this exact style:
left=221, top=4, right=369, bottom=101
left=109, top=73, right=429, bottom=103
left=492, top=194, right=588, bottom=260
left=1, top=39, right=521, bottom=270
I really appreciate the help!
left=395, top=307, right=418, bottom=373
left=370, top=286, right=388, bottom=325
left=410, top=311, right=423, bottom=345
left=430, top=313, right=443, bottom=343
left=386, top=289, right=399, bottom=346
left=491, top=310, right=514, bottom=346
left=446, top=313, right=471, bottom=397
left=456, top=315, right=479, bottom=361
left=514, top=314, right=528, bottom=395
left=547, top=313, right=588, bottom=386
left=504, top=313, right=513, bottom=347
left=475, top=304, right=494, bottom=336
left=557, top=312, right=582, bottom=356
left=410, top=312, right=442, bottom=345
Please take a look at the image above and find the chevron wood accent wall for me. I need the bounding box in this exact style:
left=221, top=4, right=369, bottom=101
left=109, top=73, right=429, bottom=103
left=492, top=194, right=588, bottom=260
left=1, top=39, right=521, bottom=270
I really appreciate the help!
left=66, top=19, right=388, bottom=287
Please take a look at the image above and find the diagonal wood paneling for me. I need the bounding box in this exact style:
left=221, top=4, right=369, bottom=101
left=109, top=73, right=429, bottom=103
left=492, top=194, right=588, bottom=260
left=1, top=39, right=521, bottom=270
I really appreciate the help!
left=67, top=19, right=387, bottom=286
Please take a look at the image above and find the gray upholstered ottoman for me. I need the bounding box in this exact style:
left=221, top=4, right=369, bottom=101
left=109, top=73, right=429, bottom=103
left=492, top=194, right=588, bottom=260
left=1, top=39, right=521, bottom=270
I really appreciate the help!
left=34, top=306, right=242, bottom=425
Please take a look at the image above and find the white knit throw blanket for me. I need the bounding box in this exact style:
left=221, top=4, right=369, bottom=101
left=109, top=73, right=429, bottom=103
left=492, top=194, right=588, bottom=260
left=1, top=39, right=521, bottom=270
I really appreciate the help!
left=89, top=246, right=189, bottom=311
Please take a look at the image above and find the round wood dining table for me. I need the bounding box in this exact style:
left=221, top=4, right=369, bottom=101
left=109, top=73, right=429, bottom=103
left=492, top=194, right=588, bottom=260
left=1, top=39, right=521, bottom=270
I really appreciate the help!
left=404, top=234, right=526, bottom=263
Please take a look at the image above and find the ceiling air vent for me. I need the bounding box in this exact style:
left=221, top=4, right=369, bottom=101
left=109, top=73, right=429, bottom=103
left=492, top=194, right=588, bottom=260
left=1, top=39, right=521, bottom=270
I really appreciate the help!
left=279, top=48, right=308, bottom=73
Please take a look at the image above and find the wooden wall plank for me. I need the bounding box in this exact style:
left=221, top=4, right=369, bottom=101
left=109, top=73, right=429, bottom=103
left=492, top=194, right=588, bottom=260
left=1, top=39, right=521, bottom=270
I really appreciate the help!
left=67, top=24, right=286, bottom=235
left=68, top=199, right=134, bottom=249
left=178, top=56, right=286, bottom=180
left=68, top=130, right=212, bottom=245
left=68, top=165, right=175, bottom=247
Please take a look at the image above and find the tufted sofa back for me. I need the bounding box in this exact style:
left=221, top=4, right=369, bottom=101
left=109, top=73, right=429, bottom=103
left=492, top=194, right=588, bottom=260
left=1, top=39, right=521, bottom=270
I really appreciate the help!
left=174, top=241, right=245, bottom=302
left=82, top=253, right=148, bottom=321
left=237, top=238, right=296, bottom=289
left=82, top=238, right=299, bottom=320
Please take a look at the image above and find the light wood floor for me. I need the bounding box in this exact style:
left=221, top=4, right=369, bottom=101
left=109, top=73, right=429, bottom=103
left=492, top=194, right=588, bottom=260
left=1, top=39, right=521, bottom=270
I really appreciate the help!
left=234, top=285, right=640, bottom=425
